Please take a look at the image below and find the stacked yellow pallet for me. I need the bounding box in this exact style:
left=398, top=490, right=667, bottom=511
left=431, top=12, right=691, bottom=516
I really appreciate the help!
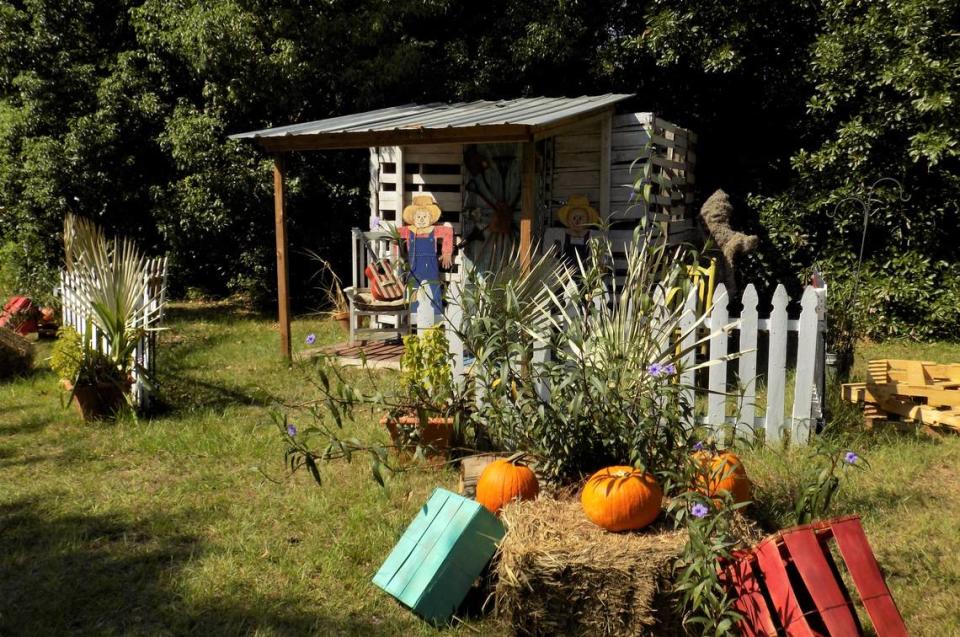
left=842, top=359, right=960, bottom=432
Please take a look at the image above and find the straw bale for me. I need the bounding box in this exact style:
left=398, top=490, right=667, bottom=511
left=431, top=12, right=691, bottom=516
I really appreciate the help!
left=0, top=327, right=32, bottom=379
left=495, top=497, right=685, bottom=636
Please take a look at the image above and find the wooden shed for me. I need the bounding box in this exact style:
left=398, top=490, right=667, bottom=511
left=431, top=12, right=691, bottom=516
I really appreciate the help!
left=231, top=95, right=697, bottom=357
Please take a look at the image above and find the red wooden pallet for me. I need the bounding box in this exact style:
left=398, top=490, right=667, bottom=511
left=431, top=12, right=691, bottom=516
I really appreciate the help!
left=722, top=516, right=908, bottom=637
left=0, top=296, right=37, bottom=335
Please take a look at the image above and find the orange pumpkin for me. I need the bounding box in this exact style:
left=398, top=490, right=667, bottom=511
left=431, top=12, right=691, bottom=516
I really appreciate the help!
left=693, top=451, right=752, bottom=504
left=475, top=454, right=540, bottom=515
left=580, top=466, right=663, bottom=532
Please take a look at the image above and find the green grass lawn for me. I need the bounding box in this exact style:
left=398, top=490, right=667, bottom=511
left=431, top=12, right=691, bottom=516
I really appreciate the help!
left=2, top=302, right=959, bottom=635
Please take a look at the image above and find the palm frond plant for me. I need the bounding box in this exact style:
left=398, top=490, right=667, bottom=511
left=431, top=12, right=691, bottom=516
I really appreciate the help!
left=459, top=227, right=727, bottom=482
left=59, top=213, right=165, bottom=417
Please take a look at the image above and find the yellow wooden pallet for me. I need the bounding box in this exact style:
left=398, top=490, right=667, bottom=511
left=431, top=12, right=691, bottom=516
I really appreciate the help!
left=842, top=359, right=960, bottom=433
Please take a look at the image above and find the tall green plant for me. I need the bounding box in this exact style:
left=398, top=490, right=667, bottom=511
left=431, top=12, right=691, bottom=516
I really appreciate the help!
left=64, top=213, right=165, bottom=380
left=459, top=229, right=724, bottom=481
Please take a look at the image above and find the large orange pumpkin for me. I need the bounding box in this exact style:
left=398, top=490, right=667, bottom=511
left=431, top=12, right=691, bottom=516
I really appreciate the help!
left=476, top=454, right=540, bottom=515
left=693, top=451, right=752, bottom=504
left=580, top=466, right=663, bottom=532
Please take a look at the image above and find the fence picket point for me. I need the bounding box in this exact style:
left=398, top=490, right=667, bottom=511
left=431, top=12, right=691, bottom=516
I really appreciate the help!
left=707, top=283, right=729, bottom=437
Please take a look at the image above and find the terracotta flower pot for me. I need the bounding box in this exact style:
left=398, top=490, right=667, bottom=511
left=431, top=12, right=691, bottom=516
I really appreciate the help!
left=333, top=311, right=350, bottom=333
left=381, top=413, right=455, bottom=460
left=61, top=378, right=131, bottom=421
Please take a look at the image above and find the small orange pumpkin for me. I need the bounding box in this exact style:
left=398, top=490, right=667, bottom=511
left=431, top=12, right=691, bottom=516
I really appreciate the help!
left=475, top=453, right=540, bottom=515
left=580, top=466, right=663, bottom=532
left=693, top=451, right=752, bottom=504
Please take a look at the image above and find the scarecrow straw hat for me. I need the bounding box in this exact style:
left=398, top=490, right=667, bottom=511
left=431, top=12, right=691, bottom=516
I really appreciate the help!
left=556, top=195, right=599, bottom=228
left=402, top=195, right=442, bottom=226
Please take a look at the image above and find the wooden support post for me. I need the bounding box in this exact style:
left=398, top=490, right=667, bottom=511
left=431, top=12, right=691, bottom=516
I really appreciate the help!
left=519, top=140, right=536, bottom=274
left=274, top=155, right=291, bottom=359
left=599, top=111, right=612, bottom=218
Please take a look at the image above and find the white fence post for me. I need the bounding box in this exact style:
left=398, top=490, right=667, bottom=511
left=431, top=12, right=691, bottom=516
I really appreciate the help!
left=791, top=285, right=820, bottom=443
left=445, top=281, right=465, bottom=385
left=707, top=283, right=729, bottom=436
left=765, top=285, right=789, bottom=443
left=679, top=286, right=698, bottom=412
left=738, top=284, right=759, bottom=441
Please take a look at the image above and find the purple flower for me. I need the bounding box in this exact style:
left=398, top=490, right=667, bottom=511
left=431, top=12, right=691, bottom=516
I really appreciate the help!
left=647, top=362, right=664, bottom=376
left=287, top=423, right=297, bottom=437
left=369, top=215, right=381, bottom=230
left=305, top=333, right=316, bottom=345
left=663, top=363, right=677, bottom=376
left=844, top=451, right=858, bottom=464
left=693, top=441, right=705, bottom=452
left=691, top=503, right=709, bottom=518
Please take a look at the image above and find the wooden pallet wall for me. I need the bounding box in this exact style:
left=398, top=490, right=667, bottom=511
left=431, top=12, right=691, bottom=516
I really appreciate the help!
left=547, top=113, right=697, bottom=246
left=609, top=113, right=697, bottom=243
left=369, top=145, right=465, bottom=284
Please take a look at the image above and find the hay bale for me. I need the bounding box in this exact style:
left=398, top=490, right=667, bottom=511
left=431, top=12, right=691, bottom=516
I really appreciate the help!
left=0, top=326, right=32, bottom=379
left=495, top=497, right=686, bottom=636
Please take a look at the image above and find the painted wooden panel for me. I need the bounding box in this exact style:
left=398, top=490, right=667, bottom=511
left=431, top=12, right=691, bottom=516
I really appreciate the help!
left=373, top=488, right=504, bottom=624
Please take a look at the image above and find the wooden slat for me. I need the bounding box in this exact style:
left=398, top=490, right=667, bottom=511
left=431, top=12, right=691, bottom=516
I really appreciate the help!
left=755, top=539, right=816, bottom=637
left=781, top=529, right=862, bottom=636
left=680, top=286, right=698, bottom=412
left=830, top=517, right=910, bottom=637
left=519, top=141, right=536, bottom=273
left=765, top=285, right=789, bottom=443
left=739, top=284, right=759, bottom=442
left=724, top=559, right=779, bottom=637
left=791, top=286, right=820, bottom=442
left=273, top=155, right=291, bottom=359
left=599, top=112, right=611, bottom=218
left=708, top=284, right=729, bottom=432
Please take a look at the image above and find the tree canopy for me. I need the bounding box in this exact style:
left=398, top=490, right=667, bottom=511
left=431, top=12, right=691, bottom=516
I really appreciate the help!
left=0, top=0, right=957, bottom=336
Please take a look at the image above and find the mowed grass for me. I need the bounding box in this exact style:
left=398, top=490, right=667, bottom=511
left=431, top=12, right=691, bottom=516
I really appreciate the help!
left=1, top=302, right=959, bottom=635
left=0, top=302, right=466, bottom=636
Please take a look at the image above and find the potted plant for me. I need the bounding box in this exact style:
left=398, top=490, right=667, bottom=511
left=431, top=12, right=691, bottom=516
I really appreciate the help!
left=382, top=325, right=457, bottom=457
left=56, top=213, right=166, bottom=419
left=305, top=250, right=350, bottom=332
left=51, top=325, right=131, bottom=419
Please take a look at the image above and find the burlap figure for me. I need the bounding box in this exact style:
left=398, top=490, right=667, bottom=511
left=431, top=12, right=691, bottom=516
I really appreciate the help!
left=699, top=189, right=758, bottom=296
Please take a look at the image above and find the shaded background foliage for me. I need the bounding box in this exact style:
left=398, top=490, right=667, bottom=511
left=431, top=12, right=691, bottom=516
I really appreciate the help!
left=0, top=0, right=957, bottom=337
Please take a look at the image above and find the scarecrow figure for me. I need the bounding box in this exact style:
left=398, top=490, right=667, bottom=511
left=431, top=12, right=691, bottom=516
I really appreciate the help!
left=553, top=195, right=600, bottom=264
left=399, top=195, right=453, bottom=316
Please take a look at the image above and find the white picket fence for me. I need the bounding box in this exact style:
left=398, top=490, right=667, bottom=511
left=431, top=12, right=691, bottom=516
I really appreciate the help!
left=59, top=256, right=168, bottom=408
left=418, top=278, right=826, bottom=446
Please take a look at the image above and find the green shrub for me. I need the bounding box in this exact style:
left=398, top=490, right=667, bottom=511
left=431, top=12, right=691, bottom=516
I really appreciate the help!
left=50, top=327, right=84, bottom=381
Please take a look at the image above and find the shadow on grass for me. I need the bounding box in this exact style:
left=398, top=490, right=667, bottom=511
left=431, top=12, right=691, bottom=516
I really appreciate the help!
left=0, top=496, right=417, bottom=635
left=0, top=413, right=60, bottom=437
left=164, top=300, right=270, bottom=325
left=148, top=374, right=279, bottom=417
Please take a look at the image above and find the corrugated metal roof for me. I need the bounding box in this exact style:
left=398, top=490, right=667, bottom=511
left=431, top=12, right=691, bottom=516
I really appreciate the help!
left=230, top=94, right=633, bottom=142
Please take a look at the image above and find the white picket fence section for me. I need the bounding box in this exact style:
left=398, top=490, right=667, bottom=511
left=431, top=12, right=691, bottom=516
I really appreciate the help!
left=420, top=278, right=827, bottom=446
left=59, top=256, right=169, bottom=408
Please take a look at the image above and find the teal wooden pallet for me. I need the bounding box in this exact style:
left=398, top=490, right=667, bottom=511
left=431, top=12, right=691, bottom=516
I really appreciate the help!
left=373, top=487, right=504, bottom=624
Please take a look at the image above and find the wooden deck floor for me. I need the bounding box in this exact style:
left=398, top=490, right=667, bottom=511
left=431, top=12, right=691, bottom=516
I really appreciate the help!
left=298, top=340, right=404, bottom=369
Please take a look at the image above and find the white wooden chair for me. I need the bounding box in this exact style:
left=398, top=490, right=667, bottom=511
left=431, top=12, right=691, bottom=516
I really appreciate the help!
left=344, top=229, right=411, bottom=344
